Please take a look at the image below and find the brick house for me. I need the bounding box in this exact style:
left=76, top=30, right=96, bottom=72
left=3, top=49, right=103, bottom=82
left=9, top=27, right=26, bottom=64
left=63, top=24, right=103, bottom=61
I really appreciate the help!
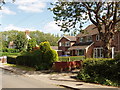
left=57, top=35, right=76, bottom=56
left=58, top=24, right=120, bottom=58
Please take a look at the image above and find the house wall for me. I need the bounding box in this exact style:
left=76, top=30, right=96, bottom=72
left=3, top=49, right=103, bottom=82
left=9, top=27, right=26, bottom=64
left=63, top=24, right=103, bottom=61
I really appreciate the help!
left=85, top=43, right=94, bottom=58
left=58, top=37, right=76, bottom=56
left=113, top=31, right=120, bottom=53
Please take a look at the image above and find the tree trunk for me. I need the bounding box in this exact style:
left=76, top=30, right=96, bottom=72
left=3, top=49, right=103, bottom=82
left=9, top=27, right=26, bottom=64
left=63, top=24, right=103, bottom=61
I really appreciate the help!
left=102, top=38, right=112, bottom=58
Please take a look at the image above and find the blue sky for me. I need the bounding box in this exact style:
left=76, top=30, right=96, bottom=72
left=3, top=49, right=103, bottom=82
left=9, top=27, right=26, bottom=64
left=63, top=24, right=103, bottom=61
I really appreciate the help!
left=1, top=0, right=91, bottom=35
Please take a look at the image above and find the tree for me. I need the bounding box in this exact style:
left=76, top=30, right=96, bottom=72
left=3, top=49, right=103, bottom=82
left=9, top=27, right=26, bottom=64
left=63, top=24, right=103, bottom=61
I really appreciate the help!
left=27, top=38, right=37, bottom=51
left=14, top=32, right=27, bottom=51
left=50, top=1, right=120, bottom=58
left=29, top=31, right=60, bottom=46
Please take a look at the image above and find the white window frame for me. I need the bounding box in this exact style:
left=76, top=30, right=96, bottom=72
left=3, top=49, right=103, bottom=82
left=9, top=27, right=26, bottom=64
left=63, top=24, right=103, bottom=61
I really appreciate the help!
left=96, top=34, right=100, bottom=41
left=65, top=41, right=70, bottom=47
left=59, top=42, right=62, bottom=46
left=77, top=49, right=84, bottom=56
left=94, top=47, right=103, bottom=58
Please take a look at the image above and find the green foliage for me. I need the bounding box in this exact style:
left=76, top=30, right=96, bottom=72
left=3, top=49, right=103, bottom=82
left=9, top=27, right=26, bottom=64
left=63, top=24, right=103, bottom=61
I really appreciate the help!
left=115, top=52, right=120, bottom=60
left=39, top=41, right=51, bottom=52
left=15, top=42, right=58, bottom=70
left=27, top=38, right=37, bottom=51
left=29, top=31, right=60, bottom=46
left=77, top=58, right=119, bottom=87
left=0, top=52, right=20, bottom=57
left=2, top=48, right=19, bottom=53
left=14, top=32, right=28, bottom=51
left=59, top=56, right=85, bottom=62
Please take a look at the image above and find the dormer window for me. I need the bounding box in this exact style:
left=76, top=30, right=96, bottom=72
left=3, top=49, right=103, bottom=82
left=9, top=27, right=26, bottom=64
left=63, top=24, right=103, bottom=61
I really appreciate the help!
left=96, top=34, right=100, bottom=41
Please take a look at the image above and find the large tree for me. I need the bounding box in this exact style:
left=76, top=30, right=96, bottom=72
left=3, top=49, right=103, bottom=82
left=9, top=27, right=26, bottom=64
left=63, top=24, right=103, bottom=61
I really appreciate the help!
left=14, top=32, right=27, bottom=51
left=50, top=1, right=120, bottom=58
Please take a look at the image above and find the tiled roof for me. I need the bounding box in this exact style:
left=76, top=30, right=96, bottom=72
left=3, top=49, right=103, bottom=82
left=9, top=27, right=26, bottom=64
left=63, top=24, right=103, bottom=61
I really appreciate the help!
left=73, top=42, right=93, bottom=46
left=64, top=35, right=76, bottom=41
left=69, top=42, right=93, bottom=50
left=51, top=46, right=58, bottom=50
left=77, top=24, right=105, bottom=37
left=68, top=46, right=88, bottom=50
left=58, top=35, right=76, bottom=42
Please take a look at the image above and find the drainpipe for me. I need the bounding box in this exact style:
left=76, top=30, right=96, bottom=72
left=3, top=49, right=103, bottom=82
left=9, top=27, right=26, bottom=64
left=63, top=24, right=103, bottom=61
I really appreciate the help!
left=112, top=47, right=115, bottom=59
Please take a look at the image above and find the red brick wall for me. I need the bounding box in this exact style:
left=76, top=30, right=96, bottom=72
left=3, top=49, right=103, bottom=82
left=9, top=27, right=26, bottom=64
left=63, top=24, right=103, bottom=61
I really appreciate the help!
left=113, top=31, right=120, bottom=52
left=85, top=43, right=94, bottom=58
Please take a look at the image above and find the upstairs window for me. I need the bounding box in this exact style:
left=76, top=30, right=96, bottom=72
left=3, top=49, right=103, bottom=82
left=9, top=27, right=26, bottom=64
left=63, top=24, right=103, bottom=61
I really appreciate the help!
left=59, top=42, right=61, bottom=46
left=96, top=34, right=100, bottom=41
left=87, top=36, right=92, bottom=42
left=61, top=42, right=65, bottom=46
left=80, top=37, right=84, bottom=42
left=65, top=41, right=70, bottom=47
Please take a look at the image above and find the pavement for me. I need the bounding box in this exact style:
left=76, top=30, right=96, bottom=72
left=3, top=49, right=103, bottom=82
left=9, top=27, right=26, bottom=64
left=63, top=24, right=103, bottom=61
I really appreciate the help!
left=0, top=63, right=119, bottom=90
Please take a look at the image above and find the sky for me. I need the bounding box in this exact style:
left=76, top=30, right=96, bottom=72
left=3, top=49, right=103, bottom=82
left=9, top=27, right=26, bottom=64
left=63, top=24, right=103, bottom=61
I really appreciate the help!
left=0, top=0, right=91, bottom=35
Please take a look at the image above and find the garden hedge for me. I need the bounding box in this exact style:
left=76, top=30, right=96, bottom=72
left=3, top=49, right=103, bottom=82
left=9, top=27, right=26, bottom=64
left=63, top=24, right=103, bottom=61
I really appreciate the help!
left=77, top=58, right=120, bottom=87
left=16, top=42, right=58, bottom=70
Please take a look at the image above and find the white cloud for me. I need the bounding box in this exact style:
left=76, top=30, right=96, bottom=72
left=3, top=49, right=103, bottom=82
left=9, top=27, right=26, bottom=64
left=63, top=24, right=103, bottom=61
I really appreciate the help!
left=3, top=24, right=36, bottom=31
left=15, top=0, right=46, bottom=13
left=43, top=21, right=63, bottom=34
left=1, top=7, right=16, bottom=15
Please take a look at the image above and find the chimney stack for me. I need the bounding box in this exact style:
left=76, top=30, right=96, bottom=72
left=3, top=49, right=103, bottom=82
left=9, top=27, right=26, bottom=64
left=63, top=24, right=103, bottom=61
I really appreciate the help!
left=25, top=30, right=30, bottom=35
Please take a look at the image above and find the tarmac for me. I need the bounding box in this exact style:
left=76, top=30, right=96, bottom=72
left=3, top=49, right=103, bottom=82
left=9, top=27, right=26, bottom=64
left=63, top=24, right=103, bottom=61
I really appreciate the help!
left=0, top=63, right=119, bottom=90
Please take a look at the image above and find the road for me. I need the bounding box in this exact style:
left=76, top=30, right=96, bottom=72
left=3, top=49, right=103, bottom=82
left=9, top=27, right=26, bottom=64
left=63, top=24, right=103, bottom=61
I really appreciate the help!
left=0, top=69, right=64, bottom=89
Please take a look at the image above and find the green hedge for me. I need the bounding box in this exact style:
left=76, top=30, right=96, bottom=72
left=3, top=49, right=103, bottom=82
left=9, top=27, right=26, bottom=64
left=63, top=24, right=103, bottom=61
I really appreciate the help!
left=16, top=42, right=58, bottom=70
left=59, top=56, right=84, bottom=62
left=77, top=58, right=119, bottom=87
left=0, top=52, right=20, bottom=56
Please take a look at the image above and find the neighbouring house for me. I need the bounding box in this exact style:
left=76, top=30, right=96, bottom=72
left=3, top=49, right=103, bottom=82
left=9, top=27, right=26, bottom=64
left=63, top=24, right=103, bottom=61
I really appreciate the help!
left=57, top=35, right=76, bottom=56
left=58, top=24, right=120, bottom=58
left=8, top=30, right=31, bottom=49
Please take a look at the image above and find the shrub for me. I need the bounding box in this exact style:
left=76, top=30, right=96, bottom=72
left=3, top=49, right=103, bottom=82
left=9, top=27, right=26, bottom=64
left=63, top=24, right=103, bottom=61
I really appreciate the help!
left=16, top=41, right=58, bottom=70
left=114, top=52, right=120, bottom=60
left=77, top=58, right=119, bottom=87
left=27, top=38, right=37, bottom=51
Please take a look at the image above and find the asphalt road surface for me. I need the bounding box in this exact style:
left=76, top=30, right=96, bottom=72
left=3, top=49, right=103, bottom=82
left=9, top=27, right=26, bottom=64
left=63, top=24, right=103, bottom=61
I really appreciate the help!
left=0, top=68, right=64, bottom=89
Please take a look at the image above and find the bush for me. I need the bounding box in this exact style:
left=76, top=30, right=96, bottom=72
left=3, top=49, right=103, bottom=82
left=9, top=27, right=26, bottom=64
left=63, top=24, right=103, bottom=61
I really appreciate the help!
left=115, top=52, right=120, bottom=60
left=59, top=56, right=84, bottom=62
left=7, top=56, right=17, bottom=64
left=77, top=58, right=119, bottom=87
left=27, top=38, right=37, bottom=51
left=16, top=41, right=58, bottom=70
left=1, top=52, right=20, bottom=56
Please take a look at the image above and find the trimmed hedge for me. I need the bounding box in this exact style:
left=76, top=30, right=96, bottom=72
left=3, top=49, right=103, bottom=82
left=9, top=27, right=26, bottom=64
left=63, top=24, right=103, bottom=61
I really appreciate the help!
left=1, top=52, right=20, bottom=56
left=77, top=58, right=119, bottom=87
left=16, top=42, right=58, bottom=70
left=59, top=56, right=84, bottom=62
